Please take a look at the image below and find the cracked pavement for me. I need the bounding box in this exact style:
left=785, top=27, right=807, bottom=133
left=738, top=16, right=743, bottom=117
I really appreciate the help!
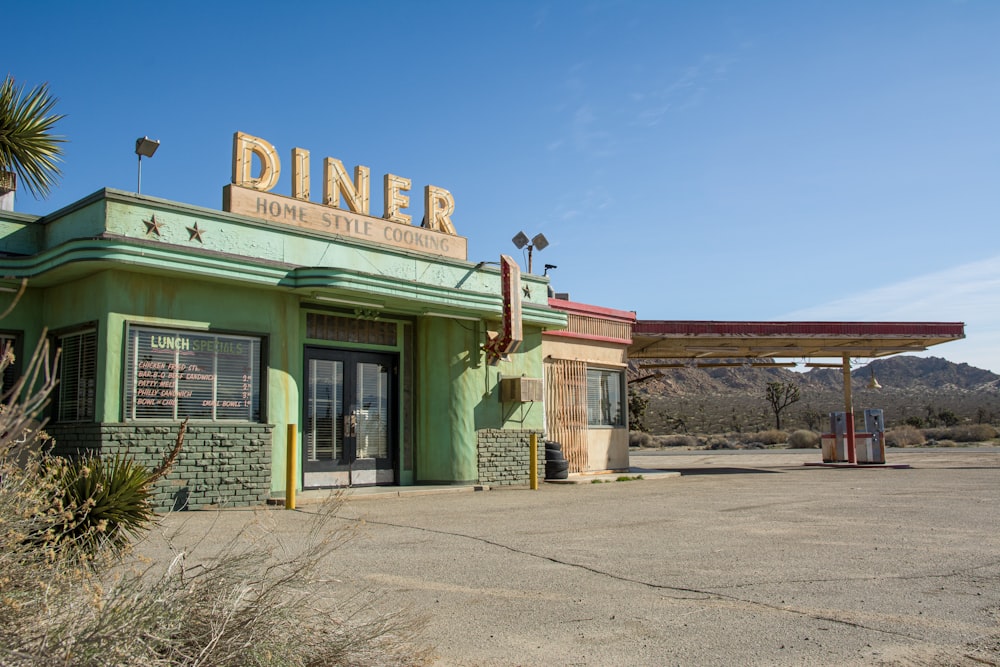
left=140, top=448, right=1000, bottom=666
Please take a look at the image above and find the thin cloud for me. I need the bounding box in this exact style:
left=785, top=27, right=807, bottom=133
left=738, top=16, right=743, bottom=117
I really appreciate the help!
left=778, top=255, right=1000, bottom=373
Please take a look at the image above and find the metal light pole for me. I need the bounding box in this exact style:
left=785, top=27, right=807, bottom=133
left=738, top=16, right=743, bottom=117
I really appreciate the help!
left=135, top=136, right=160, bottom=194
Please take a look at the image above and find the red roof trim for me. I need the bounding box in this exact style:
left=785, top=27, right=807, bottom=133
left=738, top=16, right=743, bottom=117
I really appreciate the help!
left=634, top=321, right=965, bottom=337
left=549, top=298, right=636, bottom=323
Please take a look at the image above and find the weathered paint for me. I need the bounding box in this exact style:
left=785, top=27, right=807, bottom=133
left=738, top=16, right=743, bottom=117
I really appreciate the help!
left=0, top=189, right=567, bottom=498
left=415, top=317, right=544, bottom=483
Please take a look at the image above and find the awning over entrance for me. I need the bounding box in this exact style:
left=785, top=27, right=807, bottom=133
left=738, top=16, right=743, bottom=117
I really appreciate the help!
left=629, top=321, right=965, bottom=364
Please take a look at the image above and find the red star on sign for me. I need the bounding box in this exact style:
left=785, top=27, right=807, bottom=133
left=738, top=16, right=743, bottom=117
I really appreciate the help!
left=142, top=216, right=163, bottom=236
left=186, top=222, right=205, bottom=243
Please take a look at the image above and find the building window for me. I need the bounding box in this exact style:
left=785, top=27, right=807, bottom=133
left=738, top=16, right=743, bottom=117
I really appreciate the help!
left=57, top=328, right=98, bottom=422
left=0, top=332, right=21, bottom=398
left=123, top=325, right=263, bottom=422
left=586, top=367, right=624, bottom=427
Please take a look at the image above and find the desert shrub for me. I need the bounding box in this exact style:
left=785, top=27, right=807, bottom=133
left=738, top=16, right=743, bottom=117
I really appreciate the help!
left=629, top=431, right=653, bottom=448
left=705, top=436, right=737, bottom=450
left=885, top=425, right=925, bottom=448
left=942, top=423, right=998, bottom=443
left=44, top=452, right=157, bottom=554
left=746, top=429, right=788, bottom=446
left=787, top=430, right=820, bottom=449
left=655, top=434, right=699, bottom=448
left=0, top=333, right=430, bottom=666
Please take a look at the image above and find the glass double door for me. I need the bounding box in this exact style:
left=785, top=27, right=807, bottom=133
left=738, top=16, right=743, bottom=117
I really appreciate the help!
left=303, top=347, right=396, bottom=488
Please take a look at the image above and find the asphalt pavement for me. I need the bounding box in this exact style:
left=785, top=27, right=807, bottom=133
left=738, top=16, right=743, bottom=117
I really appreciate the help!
left=137, top=447, right=1000, bottom=666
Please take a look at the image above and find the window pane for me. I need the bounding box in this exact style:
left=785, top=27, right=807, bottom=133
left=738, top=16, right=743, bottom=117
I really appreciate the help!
left=57, top=329, right=97, bottom=422
left=586, top=368, right=624, bottom=427
left=124, top=326, right=262, bottom=422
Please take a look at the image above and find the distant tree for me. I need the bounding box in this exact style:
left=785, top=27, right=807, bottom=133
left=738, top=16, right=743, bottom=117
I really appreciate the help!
left=765, top=381, right=800, bottom=430
left=0, top=76, right=66, bottom=200
left=800, top=404, right=823, bottom=431
left=627, top=389, right=649, bottom=432
left=904, top=416, right=924, bottom=429
left=937, top=409, right=959, bottom=427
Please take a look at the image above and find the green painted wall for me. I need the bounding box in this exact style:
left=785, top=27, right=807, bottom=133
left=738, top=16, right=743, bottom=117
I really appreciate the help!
left=414, top=317, right=543, bottom=483
left=0, top=189, right=567, bottom=495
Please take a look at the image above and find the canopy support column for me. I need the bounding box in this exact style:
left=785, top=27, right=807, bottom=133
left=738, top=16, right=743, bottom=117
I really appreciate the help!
left=842, top=354, right=857, bottom=464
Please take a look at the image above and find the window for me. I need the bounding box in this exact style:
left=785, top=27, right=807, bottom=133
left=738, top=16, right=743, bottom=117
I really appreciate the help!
left=57, top=328, right=98, bottom=422
left=0, top=332, right=21, bottom=398
left=586, top=367, right=624, bottom=427
left=123, top=325, right=263, bottom=422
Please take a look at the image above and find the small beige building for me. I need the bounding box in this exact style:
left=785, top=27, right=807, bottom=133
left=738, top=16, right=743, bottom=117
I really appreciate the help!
left=543, top=298, right=636, bottom=474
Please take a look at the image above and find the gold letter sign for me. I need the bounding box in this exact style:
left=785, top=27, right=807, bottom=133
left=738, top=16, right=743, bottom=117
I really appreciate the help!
left=225, top=132, right=466, bottom=260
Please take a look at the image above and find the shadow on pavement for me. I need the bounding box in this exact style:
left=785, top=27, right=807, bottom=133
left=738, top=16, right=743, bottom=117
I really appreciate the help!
left=634, top=466, right=784, bottom=476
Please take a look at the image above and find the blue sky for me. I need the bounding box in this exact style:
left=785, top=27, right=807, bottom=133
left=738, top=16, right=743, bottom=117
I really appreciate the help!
left=5, top=1, right=999, bottom=372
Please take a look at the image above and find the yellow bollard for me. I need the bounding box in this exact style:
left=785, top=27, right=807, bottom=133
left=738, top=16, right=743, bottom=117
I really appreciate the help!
left=529, top=433, right=538, bottom=490
left=285, top=424, right=297, bottom=510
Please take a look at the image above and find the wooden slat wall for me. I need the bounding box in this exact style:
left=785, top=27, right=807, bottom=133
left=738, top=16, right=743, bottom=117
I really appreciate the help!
left=566, top=314, right=632, bottom=342
left=544, top=359, right=589, bottom=473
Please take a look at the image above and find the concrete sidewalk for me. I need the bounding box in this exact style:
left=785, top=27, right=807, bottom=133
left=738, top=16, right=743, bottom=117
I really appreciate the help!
left=281, top=467, right=682, bottom=504
left=139, top=447, right=1000, bottom=666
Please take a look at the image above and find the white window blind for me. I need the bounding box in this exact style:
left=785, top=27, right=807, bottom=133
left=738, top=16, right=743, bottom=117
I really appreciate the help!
left=58, top=328, right=98, bottom=422
left=586, top=367, right=624, bottom=427
left=124, top=325, right=262, bottom=422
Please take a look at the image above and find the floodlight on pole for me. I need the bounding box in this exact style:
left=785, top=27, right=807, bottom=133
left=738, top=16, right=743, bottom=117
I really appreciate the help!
left=511, top=231, right=549, bottom=273
left=135, top=136, right=160, bottom=194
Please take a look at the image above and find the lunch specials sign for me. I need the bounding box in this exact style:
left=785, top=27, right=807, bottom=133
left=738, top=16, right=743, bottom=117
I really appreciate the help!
left=223, top=132, right=467, bottom=260
left=124, top=325, right=262, bottom=422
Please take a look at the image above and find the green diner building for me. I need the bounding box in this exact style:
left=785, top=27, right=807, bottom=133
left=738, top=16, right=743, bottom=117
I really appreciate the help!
left=0, top=180, right=571, bottom=509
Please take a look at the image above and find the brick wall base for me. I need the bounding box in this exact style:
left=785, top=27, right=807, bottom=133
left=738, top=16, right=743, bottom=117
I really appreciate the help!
left=46, top=422, right=273, bottom=511
left=476, top=429, right=544, bottom=486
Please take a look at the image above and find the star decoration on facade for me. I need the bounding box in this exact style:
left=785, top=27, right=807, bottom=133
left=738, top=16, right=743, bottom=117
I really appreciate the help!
left=186, top=222, right=205, bottom=243
left=142, top=216, right=163, bottom=236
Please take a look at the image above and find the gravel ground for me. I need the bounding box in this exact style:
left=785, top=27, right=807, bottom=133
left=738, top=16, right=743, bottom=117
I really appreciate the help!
left=137, top=447, right=1000, bottom=666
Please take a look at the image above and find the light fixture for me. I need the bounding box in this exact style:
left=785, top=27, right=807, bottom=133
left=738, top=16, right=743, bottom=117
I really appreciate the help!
left=135, top=136, right=160, bottom=194
left=867, top=367, right=882, bottom=389
left=511, top=231, right=549, bottom=273
left=423, top=311, right=481, bottom=322
left=315, top=295, right=384, bottom=309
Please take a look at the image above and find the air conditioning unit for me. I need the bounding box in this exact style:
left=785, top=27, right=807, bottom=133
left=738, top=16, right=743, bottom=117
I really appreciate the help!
left=500, top=377, right=544, bottom=403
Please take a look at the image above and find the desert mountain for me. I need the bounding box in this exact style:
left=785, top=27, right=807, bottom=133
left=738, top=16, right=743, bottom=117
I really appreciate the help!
left=631, top=356, right=1000, bottom=433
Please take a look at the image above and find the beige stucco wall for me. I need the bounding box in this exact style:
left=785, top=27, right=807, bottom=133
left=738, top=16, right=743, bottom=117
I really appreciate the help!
left=542, top=334, right=630, bottom=474
left=588, top=427, right=630, bottom=472
left=542, top=337, right=628, bottom=367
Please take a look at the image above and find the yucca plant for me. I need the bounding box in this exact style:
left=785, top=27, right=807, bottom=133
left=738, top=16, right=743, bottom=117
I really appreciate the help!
left=47, top=452, right=156, bottom=554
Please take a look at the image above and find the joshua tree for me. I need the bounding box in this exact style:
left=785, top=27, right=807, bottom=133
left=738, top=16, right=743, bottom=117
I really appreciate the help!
left=765, top=381, right=800, bottom=429
left=0, top=75, right=66, bottom=203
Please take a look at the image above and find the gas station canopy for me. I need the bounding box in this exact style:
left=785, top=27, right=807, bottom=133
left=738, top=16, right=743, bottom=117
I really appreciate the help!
left=629, top=321, right=966, bottom=366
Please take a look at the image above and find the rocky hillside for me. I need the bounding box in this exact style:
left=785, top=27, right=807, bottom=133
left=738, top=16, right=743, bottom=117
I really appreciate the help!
left=630, top=356, right=1000, bottom=434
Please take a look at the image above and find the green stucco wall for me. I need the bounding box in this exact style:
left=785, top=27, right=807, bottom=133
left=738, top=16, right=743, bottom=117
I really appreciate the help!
left=0, top=189, right=566, bottom=502
left=415, top=317, right=544, bottom=483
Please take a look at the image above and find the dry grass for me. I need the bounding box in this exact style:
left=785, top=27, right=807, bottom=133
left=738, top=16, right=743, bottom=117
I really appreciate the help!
left=885, top=426, right=926, bottom=448
left=787, top=430, right=821, bottom=449
left=0, top=332, right=432, bottom=666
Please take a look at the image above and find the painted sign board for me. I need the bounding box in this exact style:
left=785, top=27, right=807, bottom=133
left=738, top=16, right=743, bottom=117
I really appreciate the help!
left=225, top=132, right=467, bottom=260
left=484, top=254, right=523, bottom=364
left=223, top=184, right=467, bottom=260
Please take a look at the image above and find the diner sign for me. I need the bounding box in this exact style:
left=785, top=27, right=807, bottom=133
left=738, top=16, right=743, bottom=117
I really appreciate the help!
left=223, top=132, right=467, bottom=260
